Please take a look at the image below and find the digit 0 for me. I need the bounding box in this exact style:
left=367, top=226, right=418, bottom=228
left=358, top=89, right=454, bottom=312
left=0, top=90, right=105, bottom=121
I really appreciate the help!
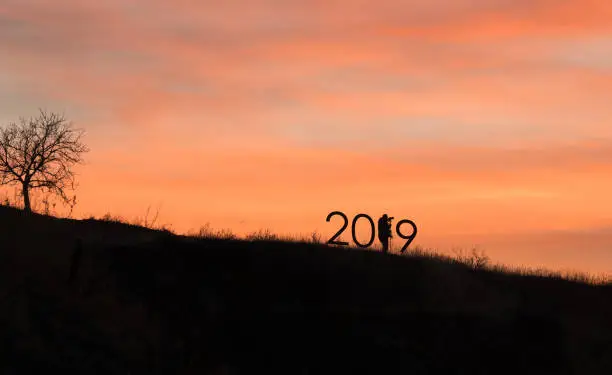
left=351, top=214, right=375, bottom=248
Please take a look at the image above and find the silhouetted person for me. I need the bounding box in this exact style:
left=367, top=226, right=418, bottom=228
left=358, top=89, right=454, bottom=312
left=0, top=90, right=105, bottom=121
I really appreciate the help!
left=377, top=214, right=393, bottom=253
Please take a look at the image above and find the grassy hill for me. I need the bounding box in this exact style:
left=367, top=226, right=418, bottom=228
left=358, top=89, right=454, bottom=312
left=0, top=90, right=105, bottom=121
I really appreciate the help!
left=1, top=205, right=611, bottom=374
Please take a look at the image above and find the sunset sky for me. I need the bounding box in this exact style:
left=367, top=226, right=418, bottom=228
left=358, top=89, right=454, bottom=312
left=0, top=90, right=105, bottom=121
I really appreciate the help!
left=1, top=0, right=611, bottom=273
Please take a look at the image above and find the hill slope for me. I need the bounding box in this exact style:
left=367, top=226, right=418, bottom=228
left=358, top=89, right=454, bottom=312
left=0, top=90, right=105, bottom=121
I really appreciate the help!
left=1, top=206, right=611, bottom=374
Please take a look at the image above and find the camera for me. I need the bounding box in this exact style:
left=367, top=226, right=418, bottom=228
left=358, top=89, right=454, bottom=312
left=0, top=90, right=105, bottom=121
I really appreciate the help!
left=388, top=216, right=394, bottom=221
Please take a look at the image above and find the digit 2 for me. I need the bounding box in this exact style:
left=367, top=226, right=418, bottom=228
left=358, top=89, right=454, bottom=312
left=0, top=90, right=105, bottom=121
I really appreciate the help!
left=326, top=211, right=350, bottom=246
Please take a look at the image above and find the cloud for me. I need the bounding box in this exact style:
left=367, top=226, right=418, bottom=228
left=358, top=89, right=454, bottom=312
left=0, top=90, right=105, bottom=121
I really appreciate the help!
left=1, top=1, right=610, bottom=148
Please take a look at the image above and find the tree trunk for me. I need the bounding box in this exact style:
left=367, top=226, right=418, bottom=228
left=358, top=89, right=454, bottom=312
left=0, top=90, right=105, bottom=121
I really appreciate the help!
left=22, top=183, right=31, bottom=213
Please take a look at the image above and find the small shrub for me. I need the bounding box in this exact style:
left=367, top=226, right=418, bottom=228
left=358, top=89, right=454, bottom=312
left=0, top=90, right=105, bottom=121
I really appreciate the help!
left=196, top=223, right=215, bottom=238
left=194, top=223, right=238, bottom=240
left=309, top=230, right=322, bottom=244
left=157, top=224, right=175, bottom=234
left=141, top=204, right=161, bottom=229
left=214, top=228, right=238, bottom=240
left=245, top=228, right=279, bottom=241
left=99, top=212, right=126, bottom=224
left=294, top=230, right=322, bottom=244
left=453, top=247, right=490, bottom=270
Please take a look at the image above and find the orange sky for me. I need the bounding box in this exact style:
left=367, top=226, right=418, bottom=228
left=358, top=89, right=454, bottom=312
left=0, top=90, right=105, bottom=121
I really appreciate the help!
left=1, top=0, right=611, bottom=274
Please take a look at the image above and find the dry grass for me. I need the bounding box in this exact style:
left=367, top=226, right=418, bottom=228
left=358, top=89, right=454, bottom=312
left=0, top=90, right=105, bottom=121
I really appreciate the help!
left=2, top=205, right=612, bottom=374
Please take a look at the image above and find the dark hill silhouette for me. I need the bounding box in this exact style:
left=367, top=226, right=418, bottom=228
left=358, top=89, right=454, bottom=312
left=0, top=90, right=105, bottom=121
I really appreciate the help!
left=0, top=205, right=611, bottom=374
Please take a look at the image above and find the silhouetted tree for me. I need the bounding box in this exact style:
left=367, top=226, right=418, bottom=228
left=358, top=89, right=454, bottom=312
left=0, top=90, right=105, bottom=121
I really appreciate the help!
left=0, top=110, right=89, bottom=213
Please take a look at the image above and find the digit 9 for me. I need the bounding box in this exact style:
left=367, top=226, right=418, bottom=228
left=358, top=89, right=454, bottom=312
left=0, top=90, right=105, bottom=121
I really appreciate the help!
left=396, top=219, right=418, bottom=253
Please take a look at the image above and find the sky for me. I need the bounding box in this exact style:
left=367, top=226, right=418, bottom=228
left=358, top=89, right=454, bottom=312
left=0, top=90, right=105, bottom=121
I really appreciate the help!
left=1, top=0, right=611, bottom=274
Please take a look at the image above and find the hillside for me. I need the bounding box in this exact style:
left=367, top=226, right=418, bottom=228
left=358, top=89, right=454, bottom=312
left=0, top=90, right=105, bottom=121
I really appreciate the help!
left=1, top=205, right=611, bottom=374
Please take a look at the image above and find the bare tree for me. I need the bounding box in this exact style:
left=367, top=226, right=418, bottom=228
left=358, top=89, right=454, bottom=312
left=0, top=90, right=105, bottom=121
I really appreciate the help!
left=0, top=110, right=89, bottom=213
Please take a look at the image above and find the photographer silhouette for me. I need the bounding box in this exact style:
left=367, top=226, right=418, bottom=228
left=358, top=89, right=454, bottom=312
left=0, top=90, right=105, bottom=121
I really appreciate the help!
left=377, top=214, right=393, bottom=253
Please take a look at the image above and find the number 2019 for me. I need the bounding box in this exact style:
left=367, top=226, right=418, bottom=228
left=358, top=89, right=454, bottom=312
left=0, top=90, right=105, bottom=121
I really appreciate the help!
left=325, top=211, right=418, bottom=252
